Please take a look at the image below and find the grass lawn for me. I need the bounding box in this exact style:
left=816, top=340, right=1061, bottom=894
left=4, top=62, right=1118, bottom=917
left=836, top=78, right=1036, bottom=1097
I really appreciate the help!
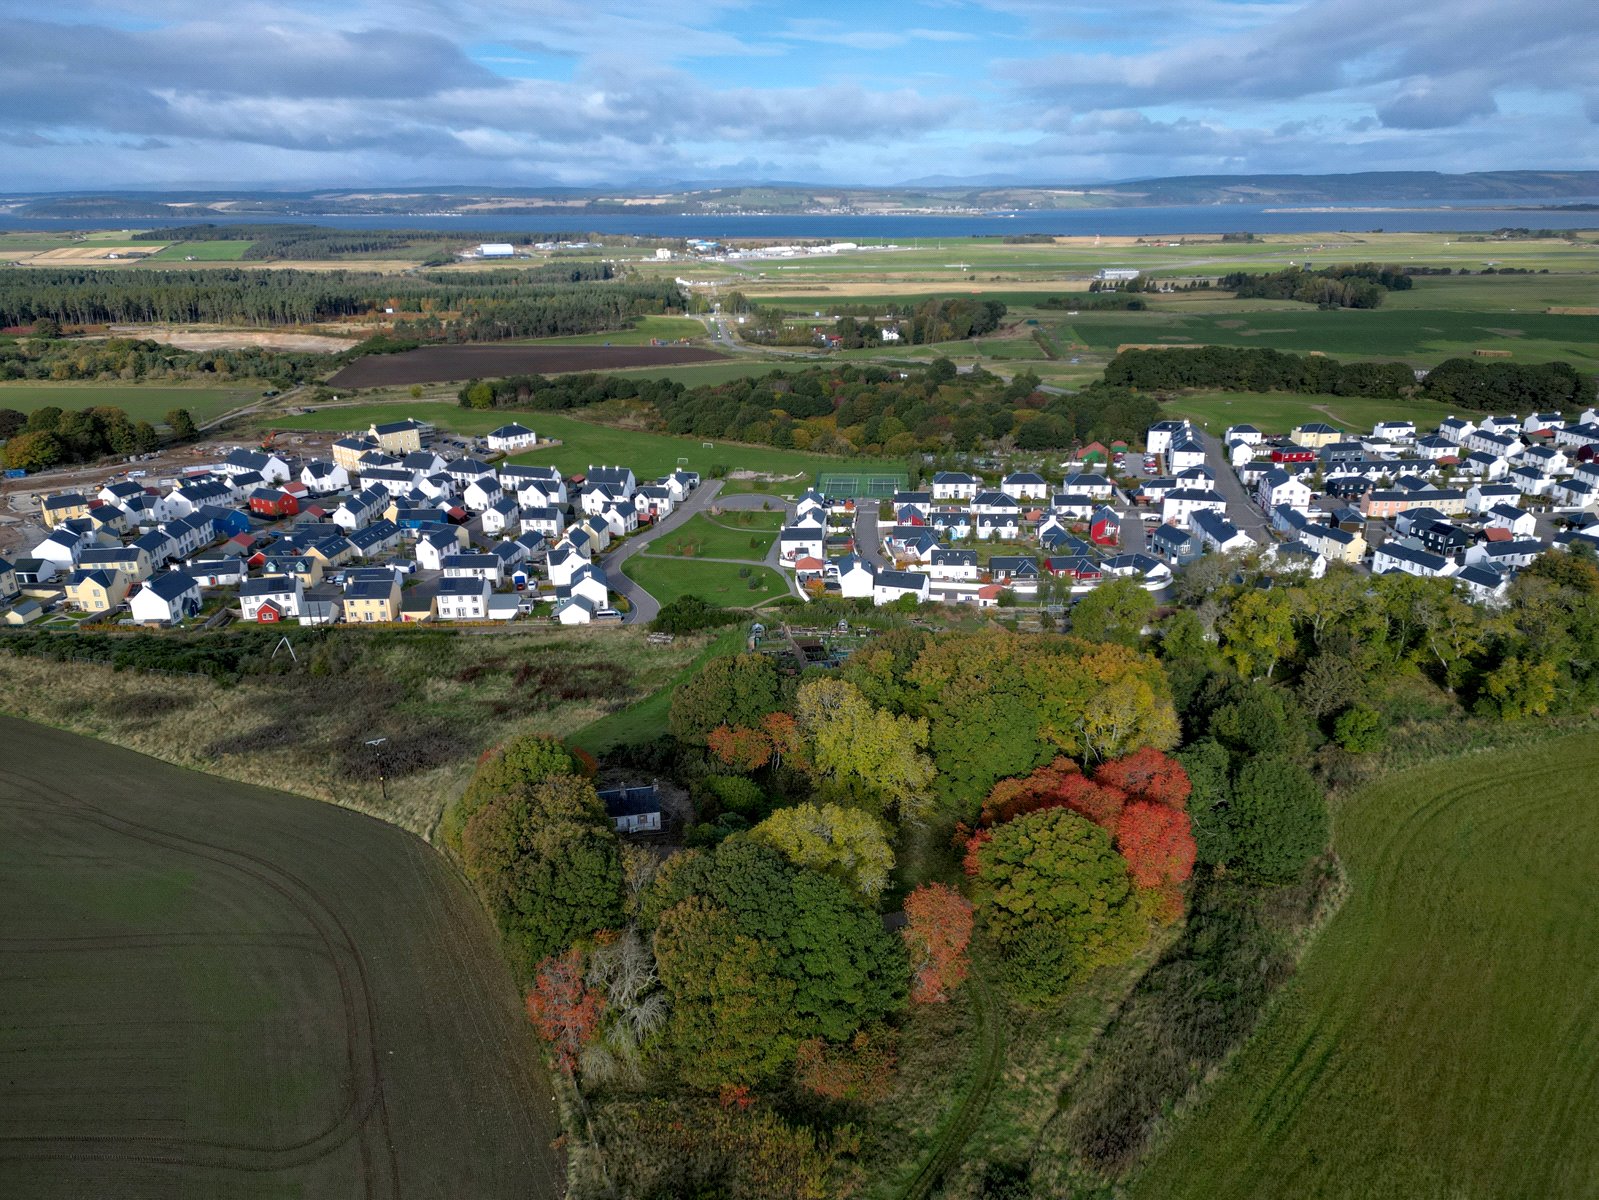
left=519, top=315, right=707, bottom=346
left=644, top=511, right=786, bottom=560
left=147, top=240, right=253, bottom=261
left=1161, top=390, right=1462, bottom=436
left=622, top=556, right=787, bottom=609
left=0, top=384, right=252, bottom=425
left=1130, top=731, right=1599, bottom=1200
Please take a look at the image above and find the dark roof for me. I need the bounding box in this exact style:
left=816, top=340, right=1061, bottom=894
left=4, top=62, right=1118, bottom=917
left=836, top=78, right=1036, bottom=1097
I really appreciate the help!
left=876, top=569, right=927, bottom=590
left=437, top=576, right=488, bottom=596
left=598, top=784, right=660, bottom=819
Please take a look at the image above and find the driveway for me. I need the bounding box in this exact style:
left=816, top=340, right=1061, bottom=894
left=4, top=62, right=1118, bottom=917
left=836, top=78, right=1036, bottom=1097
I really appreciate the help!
left=599, top=480, right=724, bottom=624
left=854, top=504, right=888, bottom=567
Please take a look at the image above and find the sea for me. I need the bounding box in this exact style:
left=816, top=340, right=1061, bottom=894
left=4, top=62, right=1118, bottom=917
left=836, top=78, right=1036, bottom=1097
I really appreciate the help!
left=0, top=199, right=1594, bottom=240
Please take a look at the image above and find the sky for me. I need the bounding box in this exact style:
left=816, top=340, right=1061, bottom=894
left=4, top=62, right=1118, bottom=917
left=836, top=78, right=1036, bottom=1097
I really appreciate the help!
left=1, top=0, right=1595, bottom=190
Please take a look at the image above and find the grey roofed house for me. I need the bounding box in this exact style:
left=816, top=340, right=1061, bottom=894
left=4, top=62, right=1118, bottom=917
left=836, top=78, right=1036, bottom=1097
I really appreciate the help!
left=875, top=568, right=928, bottom=591
left=933, top=470, right=977, bottom=484
left=345, top=580, right=397, bottom=602
left=372, top=419, right=422, bottom=436
left=971, top=490, right=1019, bottom=509
left=930, top=547, right=977, bottom=567
left=437, top=575, right=489, bottom=598
left=988, top=555, right=1039, bottom=578
left=140, top=570, right=198, bottom=601
left=239, top=576, right=296, bottom=598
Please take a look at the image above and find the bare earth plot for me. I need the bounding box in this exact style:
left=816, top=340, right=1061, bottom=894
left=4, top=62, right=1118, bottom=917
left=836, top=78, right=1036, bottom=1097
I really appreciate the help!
left=328, top=344, right=728, bottom=387
left=0, top=718, right=562, bottom=1200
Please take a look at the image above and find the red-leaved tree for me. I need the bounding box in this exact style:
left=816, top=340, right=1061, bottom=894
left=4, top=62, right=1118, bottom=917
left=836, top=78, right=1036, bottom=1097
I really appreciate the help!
left=961, top=828, right=993, bottom=878
left=979, top=756, right=1082, bottom=826
left=525, top=947, right=606, bottom=1078
left=1094, top=747, right=1191, bottom=810
left=1115, top=801, right=1197, bottom=892
left=901, top=882, right=975, bottom=1002
left=706, top=723, right=774, bottom=771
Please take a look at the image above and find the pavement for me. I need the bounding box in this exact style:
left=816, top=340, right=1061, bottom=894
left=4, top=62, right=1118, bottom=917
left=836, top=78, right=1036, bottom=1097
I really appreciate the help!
left=1196, top=429, right=1272, bottom=540
left=599, top=479, right=725, bottom=624
left=853, top=505, right=888, bottom=567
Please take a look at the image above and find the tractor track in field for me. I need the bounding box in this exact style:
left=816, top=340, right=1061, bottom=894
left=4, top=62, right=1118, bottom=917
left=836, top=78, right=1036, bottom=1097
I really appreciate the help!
left=897, top=968, right=1005, bottom=1200
left=0, top=767, right=399, bottom=1196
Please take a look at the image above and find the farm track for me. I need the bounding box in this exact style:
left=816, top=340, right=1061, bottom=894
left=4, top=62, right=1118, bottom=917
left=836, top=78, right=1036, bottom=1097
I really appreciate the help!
left=897, top=969, right=1004, bottom=1200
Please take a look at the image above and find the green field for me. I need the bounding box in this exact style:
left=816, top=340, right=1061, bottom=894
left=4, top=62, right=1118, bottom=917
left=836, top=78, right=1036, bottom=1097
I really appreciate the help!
left=622, top=555, right=788, bottom=608
left=147, top=240, right=253, bottom=262
left=0, top=384, right=251, bottom=425
left=1161, top=390, right=1462, bottom=435
left=0, top=718, right=562, bottom=1199
left=1131, top=731, right=1599, bottom=1200
left=645, top=510, right=786, bottom=560
left=1051, top=304, right=1599, bottom=369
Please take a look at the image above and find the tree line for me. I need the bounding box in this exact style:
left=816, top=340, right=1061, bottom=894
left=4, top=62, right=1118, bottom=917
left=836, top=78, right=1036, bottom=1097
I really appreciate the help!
left=0, top=401, right=194, bottom=471
left=0, top=266, right=681, bottom=339
left=128, top=223, right=622, bottom=260
left=1105, top=344, right=1593, bottom=409
left=1217, top=263, right=1414, bottom=309
left=0, top=336, right=333, bottom=388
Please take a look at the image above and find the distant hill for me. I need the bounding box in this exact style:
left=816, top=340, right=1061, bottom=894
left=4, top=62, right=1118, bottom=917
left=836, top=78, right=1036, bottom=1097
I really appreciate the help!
left=4, top=171, right=1597, bottom=220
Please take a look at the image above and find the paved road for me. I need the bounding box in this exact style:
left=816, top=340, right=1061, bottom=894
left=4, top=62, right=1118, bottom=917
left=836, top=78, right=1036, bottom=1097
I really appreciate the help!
left=600, top=480, right=724, bottom=624
left=1197, top=429, right=1272, bottom=540
left=854, top=505, right=888, bottom=567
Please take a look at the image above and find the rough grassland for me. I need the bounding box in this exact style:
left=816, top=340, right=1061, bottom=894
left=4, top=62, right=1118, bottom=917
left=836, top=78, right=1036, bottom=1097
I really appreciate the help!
left=0, top=626, right=705, bottom=839
left=1160, top=390, right=1461, bottom=435
left=0, top=718, right=561, bottom=1200
left=0, top=384, right=249, bottom=425
left=1129, top=732, right=1599, bottom=1200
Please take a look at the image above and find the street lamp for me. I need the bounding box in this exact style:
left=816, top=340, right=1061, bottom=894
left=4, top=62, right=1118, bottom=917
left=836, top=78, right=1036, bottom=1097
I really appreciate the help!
left=364, top=737, right=389, bottom=807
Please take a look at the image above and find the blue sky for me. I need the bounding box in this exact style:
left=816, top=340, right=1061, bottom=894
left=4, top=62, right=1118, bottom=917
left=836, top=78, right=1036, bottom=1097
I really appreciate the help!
left=1, top=0, right=1594, bottom=189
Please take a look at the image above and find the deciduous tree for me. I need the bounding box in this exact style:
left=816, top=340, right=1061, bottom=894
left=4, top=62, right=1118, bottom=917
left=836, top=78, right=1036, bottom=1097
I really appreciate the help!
left=1229, top=756, right=1328, bottom=883
left=749, top=802, right=895, bottom=899
left=901, top=883, right=974, bottom=1003
left=526, top=947, right=606, bottom=1078
left=796, top=678, right=934, bottom=820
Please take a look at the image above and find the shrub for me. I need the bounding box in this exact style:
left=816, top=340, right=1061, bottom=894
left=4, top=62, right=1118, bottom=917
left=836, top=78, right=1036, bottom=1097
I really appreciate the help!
left=1230, top=756, right=1328, bottom=884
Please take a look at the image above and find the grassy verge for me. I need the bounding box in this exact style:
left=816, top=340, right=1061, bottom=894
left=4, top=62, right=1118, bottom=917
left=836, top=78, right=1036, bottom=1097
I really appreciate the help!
left=645, top=511, right=786, bottom=560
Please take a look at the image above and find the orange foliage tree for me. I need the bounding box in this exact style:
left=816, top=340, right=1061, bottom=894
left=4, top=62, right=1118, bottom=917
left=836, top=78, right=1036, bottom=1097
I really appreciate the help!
left=1094, top=747, right=1191, bottom=809
left=1115, top=802, right=1197, bottom=891
left=705, top=712, right=808, bottom=773
left=901, top=883, right=975, bottom=1003
left=794, top=1030, right=898, bottom=1102
left=525, top=947, right=606, bottom=1078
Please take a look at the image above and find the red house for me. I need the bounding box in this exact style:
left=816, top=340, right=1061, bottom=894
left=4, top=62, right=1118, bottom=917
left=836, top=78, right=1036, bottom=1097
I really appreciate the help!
left=1270, top=448, right=1316, bottom=465
left=1089, top=506, right=1120, bottom=547
left=249, top=488, right=299, bottom=518
left=256, top=600, right=282, bottom=623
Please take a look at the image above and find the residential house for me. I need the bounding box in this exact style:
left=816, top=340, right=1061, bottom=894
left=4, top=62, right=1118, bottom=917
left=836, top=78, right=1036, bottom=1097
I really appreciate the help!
left=186, top=556, right=247, bottom=588
left=368, top=418, right=425, bottom=454
left=561, top=564, right=610, bottom=611
left=1000, top=471, right=1050, bottom=502
left=1524, top=412, right=1566, bottom=435
left=436, top=576, right=490, bottom=620
left=40, top=493, right=90, bottom=528
left=441, top=553, right=505, bottom=586
left=415, top=527, right=467, bottom=571
left=1166, top=434, right=1207, bottom=474
left=873, top=569, right=931, bottom=606
left=1374, top=419, right=1416, bottom=441
left=462, top=476, right=504, bottom=512
left=931, top=471, right=980, bottom=501
left=348, top=519, right=401, bottom=559
left=481, top=497, right=521, bottom=536
left=10, top=557, right=56, bottom=586
left=1100, top=553, right=1174, bottom=589
left=598, top=504, right=639, bottom=538
left=1415, top=520, right=1473, bottom=557
left=1467, top=482, right=1522, bottom=514
left=988, top=556, right=1040, bottom=586
left=553, top=595, right=600, bottom=625
left=975, top=512, right=1022, bottom=541
left=1090, top=506, right=1121, bottom=547
left=401, top=449, right=448, bottom=476
left=299, top=460, right=349, bottom=495
left=500, top=464, right=568, bottom=506
left=1224, top=423, right=1265, bottom=445
left=1161, top=487, right=1227, bottom=529
left=332, top=435, right=376, bottom=471
left=240, top=577, right=304, bottom=621
left=64, top=569, right=129, bottom=613
left=1191, top=509, right=1255, bottom=554
left=1437, top=415, right=1478, bottom=445
left=585, top=465, right=637, bottom=498
left=1290, top=422, right=1342, bottom=449
left=0, top=556, right=17, bottom=601
left=635, top=485, right=675, bottom=521
left=598, top=784, right=662, bottom=834
left=1257, top=467, right=1312, bottom=510
left=344, top=579, right=401, bottom=623
left=835, top=553, right=877, bottom=598
left=1263, top=541, right=1328, bottom=578
left=1372, top=538, right=1456, bottom=578
left=970, top=491, right=1021, bottom=517
left=1464, top=539, right=1546, bottom=570
left=1149, top=523, right=1203, bottom=567
left=662, top=470, right=700, bottom=502
left=249, top=488, right=299, bottom=519
left=1145, top=419, right=1192, bottom=457
left=31, top=528, right=85, bottom=571
left=1457, top=563, right=1512, bottom=605
left=400, top=590, right=436, bottom=622
left=1484, top=504, right=1537, bottom=537
left=223, top=448, right=291, bottom=483
left=486, top=422, right=538, bottom=453
left=779, top=526, right=827, bottom=563
left=546, top=543, right=587, bottom=589
left=1298, top=521, right=1366, bottom=564
left=520, top=506, right=565, bottom=540
left=128, top=570, right=201, bottom=625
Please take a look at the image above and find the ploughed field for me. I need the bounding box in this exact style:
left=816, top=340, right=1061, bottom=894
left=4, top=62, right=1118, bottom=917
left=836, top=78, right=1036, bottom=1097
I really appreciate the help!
left=0, top=718, right=562, bottom=1200
left=1130, top=731, right=1599, bottom=1200
left=327, top=343, right=728, bottom=387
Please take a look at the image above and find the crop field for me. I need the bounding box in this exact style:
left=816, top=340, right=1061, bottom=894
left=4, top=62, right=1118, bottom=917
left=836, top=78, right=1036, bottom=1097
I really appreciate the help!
left=146, top=240, right=253, bottom=262
left=1160, top=390, right=1462, bottom=435
left=1048, top=306, right=1599, bottom=369
left=1130, top=731, right=1599, bottom=1200
left=517, top=315, right=707, bottom=345
left=0, top=384, right=250, bottom=425
left=622, top=555, right=788, bottom=608
left=645, top=510, right=786, bottom=559
left=0, top=718, right=562, bottom=1200
left=326, top=343, right=728, bottom=388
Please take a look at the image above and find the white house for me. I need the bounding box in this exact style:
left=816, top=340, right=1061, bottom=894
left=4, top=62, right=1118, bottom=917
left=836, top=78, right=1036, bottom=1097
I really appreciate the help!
left=585, top=465, right=637, bottom=498
left=486, top=423, right=537, bottom=453
left=563, top=564, right=610, bottom=609
left=929, top=547, right=980, bottom=582
left=1146, top=419, right=1192, bottom=458
left=873, top=569, right=931, bottom=606
left=1166, top=434, right=1207, bottom=474
left=1373, top=538, right=1456, bottom=579
left=546, top=543, right=587, bottom=589
left=129, top=570, right=202, bottom=625
left=501, top=464, right=568, bottom=506
left=1191, top=509, right=1256, bottom=554
left=1000, top=472, right=1050, bottom=502
left=1161, top=488, right=1227, bottom=529
left=415, top=528, right=464, bottom=571
left=239, top=576, right=304, bottom=621
left=779, top=526, right=827, bottom=563
left=1257, top=468, right=1312, bottom=510
left=300, top=460, right=350, bottom=495
left=1224, top=423, right=1265, bottom=446
left=1437, top=416, right=1477, bottom=445
left=553, top=595, right=600, bottom=625
left=835, top=553, right=877, bottom=598
left=441, top=553, right=505, bottom=586
left=1374, top=420, right=1416, bottom=441
left=521, top=506, right=565, bottom=540
left=1483, top=503, right=1537, bottom=537
left=931, top=471, right=980, bottom=501
left=481, top=497, right=521, bottom=536
left=436, top=577, right=490, bottom=620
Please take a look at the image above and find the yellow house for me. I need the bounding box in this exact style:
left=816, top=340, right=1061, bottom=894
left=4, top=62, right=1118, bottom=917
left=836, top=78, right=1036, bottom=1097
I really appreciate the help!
left=332, top=436, right=374, bottom=472
left=368, top=419, right=423, bottom=454
left=343, top=579, right=400, bottom=623
left=65, top=568, right=129, bottom=613
left=40, top=492, right=91, bottom=528
left=307, top=538, right=355, bottom=570
left=1289, top=422, right=1342, bottom=449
